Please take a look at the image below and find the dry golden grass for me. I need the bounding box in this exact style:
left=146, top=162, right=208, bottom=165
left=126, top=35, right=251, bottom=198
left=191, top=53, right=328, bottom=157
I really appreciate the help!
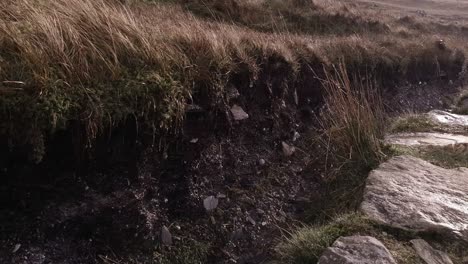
left=319, top=63, right=386, bottom=168
left=0, top=0, right=467, bottom=160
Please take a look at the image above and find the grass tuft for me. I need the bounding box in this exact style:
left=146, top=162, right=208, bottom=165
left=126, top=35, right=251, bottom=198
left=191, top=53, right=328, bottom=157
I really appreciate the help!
left=275, top=213, right=372, bottom=264
left=320, top=63, right=386, bottom=170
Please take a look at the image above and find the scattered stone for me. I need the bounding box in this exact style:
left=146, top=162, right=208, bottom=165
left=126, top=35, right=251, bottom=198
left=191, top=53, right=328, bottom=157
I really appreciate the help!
left=246, top=216, right=256, bottom=225
left=161, top=226, right=172, bottom=245
left=293, top=89, right=299, bottom=105
left=293, top=131, right=300, bottom=142
left=411, top=239, right=454, bottom=264
left=217, top=193, right=227, bottom=199
left=385, top=132, right=468, bottom=146
left=230, top=105, right=249, bottom=121
left=12, top=244, right=21, bottom=253
left=428, top=110, right=468, bottom=126
left=203, top=196, right=219, bottom=212
left=361, top=156, right=468, bottom=241
left=318, top=236, right=396, bottom=264
left=258, top=159, right=266, bottom=166
left=281, top=142, right=295, bottom=157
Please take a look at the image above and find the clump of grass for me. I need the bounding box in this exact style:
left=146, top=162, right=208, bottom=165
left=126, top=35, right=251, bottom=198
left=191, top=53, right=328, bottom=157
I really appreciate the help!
left=302, top=64, right=387, bottom=223
left=0, top=0, right=466, bottom=163
left=390, top=114, right=437, bottom=133
left=320, top=63, right=386, bottom=170
left=276, top=214, right=372, bottom=264
left=275, top=213, right=425, bottom=264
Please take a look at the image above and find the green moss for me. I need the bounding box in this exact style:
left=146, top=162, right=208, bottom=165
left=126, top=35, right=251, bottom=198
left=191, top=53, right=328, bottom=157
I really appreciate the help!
left=385, top=144, right=468, bottom=169
left=419, top=145, right=468, bottom=168
left=0, top=74, right=187, bottom=162
left=275, top=214, right=375, bottom=264
left=275, top=213, right=465, bottom=264
left=390, top=114, right=437, bottom=133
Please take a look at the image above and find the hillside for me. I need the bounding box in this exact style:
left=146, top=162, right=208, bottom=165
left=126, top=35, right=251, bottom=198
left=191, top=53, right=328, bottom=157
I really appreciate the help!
left=0, top=0, right=467, bottom=263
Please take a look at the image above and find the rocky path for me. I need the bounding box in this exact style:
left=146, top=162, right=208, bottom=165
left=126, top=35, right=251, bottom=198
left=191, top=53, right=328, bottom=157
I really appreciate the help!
left=317, top=110, right=468, bottom=264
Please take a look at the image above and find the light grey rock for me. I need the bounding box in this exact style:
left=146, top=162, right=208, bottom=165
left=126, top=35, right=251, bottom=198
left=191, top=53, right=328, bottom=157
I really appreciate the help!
left=281, top=142, right=295, bottom=157
left=161, top=226, right=172, bottom=245
left=361, top=156, right=468, bottom=241
left=385, top=132, right=468, bottom=146
left=318, top=236, right=396, bottom=264
left=428, top=110, right=468, bottom=126
left=411, top=239, right=453, bottom=264
left=12, top=244, right=21, bottom=253
left=258, top=158, right=266, bottom=166
left=230, top=104, right=249, bottom=121
left=203, top=196, right=219, bottom=212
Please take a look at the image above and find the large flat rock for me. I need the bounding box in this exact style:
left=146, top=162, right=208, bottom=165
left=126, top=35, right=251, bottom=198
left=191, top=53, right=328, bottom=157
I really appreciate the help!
left=318, top=236, right=396, bottom=264
left=428, top=110, right=468, bottom=126
left=385, top=132, right=468, bottom=146
left=361, top=156, right=468, bottom=241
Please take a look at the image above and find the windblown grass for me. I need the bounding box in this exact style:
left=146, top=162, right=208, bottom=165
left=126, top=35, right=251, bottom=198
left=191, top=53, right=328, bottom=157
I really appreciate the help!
left=275, top=213, right=423, bottom=264
left=302, top=64, right=387, bottom=220
left=320, top=64, right=386, bottom=169
left=0, top=0, right=467, bottom=161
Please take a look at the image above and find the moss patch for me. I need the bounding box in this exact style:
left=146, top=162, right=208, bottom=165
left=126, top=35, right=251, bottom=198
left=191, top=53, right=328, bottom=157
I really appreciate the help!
left=275, top=213, right=422, bottom=264
left=276, top=212, right=467, bottom=264
left=387, top=144, right=468, bottom=168
left=390, top=114, right=437, bottom=133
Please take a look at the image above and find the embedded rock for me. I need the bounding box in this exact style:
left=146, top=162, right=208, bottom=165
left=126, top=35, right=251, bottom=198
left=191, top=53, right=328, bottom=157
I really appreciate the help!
left=318, top=236, right=396, bottom=264
left=411, top=239, right=453, bottom=264
left=361, top=156, right=468, bottom=241
left=230, top=104, right=249, bottom=121
left=385, top=132, right=468, bottom=146
left=428, top=110, right=468, bottom=126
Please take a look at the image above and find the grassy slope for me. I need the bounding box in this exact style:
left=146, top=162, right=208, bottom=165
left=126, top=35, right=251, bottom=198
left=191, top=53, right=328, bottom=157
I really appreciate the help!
left=1, top=1, right=468, bottom=263
left=0, top=0, right=467, bottom=161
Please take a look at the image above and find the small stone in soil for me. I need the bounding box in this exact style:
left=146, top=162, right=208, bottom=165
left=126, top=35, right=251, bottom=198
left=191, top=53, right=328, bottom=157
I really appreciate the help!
left=204, top=196, right=219, bottom=211
left=282, top=142, right=295, bottom=157
left=161, top=226, right=172, bottom=245
left=12, top=244, right=21, bottom=253
left=293, top=131, right=300, bottom=141
left=258, top=159, right=266, bottom=166
left=247, top=216, right=256, bottom=225
left=230, top=105, right=249, bottom=121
